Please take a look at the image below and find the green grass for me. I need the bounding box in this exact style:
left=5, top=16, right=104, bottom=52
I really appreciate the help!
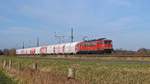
left=0, top=69, right=16, bottom=84
left=1, top=56, right=150, bottom=84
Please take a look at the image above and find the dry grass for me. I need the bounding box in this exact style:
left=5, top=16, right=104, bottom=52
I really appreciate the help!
left=5, top=67, right=88, bottom=84
left=1, top=56, right=150, bottom=84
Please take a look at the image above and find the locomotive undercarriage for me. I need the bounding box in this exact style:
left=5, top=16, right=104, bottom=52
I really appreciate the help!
left=78, top=49, right=113, bottom=54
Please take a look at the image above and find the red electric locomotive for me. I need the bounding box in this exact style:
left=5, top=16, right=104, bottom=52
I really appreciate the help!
left=77, top=38, right=113, bottom=54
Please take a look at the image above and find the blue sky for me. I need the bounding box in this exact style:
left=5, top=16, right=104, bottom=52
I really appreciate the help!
left=0, top=0, right=150, bottom=50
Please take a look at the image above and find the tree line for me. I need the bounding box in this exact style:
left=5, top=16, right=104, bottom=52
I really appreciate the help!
left=114, top=48, right=150, bottom=55
left=0, top=48, right=16, bottom=56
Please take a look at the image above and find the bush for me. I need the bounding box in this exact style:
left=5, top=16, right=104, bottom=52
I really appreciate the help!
left=137, top=48, right=150, bottom=55
left=3, top=49, right=9, bottom=56
left=0, top=49, right=3, bottom=55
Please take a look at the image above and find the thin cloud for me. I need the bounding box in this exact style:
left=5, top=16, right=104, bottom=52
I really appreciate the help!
left=19, top=2, right=97, bottom=26
left=107, top=0, right=131, bottom=7
left=0, top=16, right=11, bottom=22
left=102, top=16, right=138, bottom=32
left=0, top=27, right=50, bottom=35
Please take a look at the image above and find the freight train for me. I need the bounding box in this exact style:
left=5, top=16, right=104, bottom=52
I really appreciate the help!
left=16, top=38, right=113, bottom=55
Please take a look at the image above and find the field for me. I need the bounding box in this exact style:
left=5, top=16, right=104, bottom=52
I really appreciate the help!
left=1, top=56, right=150, bottom=84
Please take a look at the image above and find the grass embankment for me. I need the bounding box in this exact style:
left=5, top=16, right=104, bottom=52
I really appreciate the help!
left=1, top=56, right=150, bottom=84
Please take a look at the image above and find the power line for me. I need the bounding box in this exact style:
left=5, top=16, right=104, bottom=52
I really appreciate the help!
left=54, top=32, right=65, bottom=44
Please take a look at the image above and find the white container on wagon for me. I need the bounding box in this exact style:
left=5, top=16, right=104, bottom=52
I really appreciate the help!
left=20, top=49, right=26, bottom=55
left=64, top=43, right=71, bottom=54
left=64, top=42, right=80, bottom=54
left=35, top=47, right=41, bottom=54
left=54, top=44, right=60, bottom=54
left=26, top=48, right=31, bottom=55
left=20, top=49, right=27, bottom=55
left=58, top=44, right=65, bottom=54
left=16, top=49, right=22, bottom=55
left=47, top=45, right=54, bottom=54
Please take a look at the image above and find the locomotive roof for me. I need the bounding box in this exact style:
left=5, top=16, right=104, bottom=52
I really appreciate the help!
left=84, top=38, right=111, bottom=42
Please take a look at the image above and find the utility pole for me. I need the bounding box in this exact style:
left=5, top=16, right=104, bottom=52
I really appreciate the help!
left=37, top=37, right=39, bottom=47
left=71, top=28, right=74, bottom=42
left=22, top=42, right=24, bottom=49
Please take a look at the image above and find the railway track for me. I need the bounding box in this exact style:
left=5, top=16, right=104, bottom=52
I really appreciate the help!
left=72, top=54, right=150, bottom=57
left=18, top=54, right=150, bottom=58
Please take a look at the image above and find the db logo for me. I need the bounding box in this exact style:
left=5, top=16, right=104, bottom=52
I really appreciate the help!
left=40, top=47, right=47, bottom=54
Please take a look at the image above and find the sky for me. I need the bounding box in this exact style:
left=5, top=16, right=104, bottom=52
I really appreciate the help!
left=0, top=0, right=150, bottom=50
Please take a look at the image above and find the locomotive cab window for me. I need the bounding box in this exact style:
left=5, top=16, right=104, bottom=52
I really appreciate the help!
left=104, top=41, right=111, bottom=44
